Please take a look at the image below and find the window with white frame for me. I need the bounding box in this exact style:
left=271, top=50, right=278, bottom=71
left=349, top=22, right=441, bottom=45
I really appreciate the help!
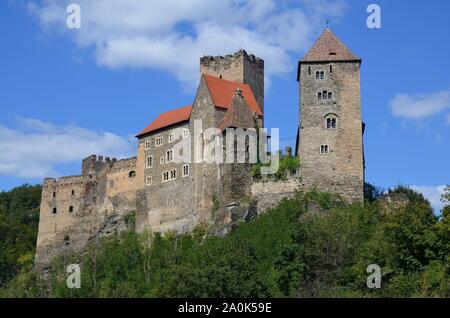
left=145, top=140, right=151, bottom=150
left=146, top=176, right=152, bottom=186
left=183, top=128, right=189, bottom=138
left=182, top=164, right=189, bottom=177
left=169, top=133, right=175, bottom=143
left=166, top=149, right=174, bottom=163
left=160, top=156, right=165, bottom=165
left=155, top=136, right=163, bottom=147
left=170, top=169, right=176, bottom=180
left=146, top=156, right=153, bottom=168
left=162, top=169, right=176, bottom=182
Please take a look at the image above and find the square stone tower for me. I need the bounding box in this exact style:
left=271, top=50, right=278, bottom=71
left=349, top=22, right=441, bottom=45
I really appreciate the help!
left=297, top=28, right=365, bottom=202
left=200, top=50, right=265, bottom=115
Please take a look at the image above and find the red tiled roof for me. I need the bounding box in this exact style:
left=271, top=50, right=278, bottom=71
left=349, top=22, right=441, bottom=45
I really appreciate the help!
left=136, top=105, right=192, bottom=138
left=203, top=74, right=263, bottom=116
left=301, top=28, right=360, bottom=63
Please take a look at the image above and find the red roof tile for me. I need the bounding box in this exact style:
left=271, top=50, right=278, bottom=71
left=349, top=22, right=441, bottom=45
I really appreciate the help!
left=136, top=105, right=192, bottom=138
left=203, top=74, right=263, bottom=116
left=301, top=28, right=360, bottom=63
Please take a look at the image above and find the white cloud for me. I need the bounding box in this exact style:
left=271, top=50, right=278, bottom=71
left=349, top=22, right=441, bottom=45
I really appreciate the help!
left=0, top=117, right=134, bottom=179
left=411, top=185, right=447, bottom=213
left=390, top=90, right=450, bottom=120
left=26, top=0, right=348, bottom=88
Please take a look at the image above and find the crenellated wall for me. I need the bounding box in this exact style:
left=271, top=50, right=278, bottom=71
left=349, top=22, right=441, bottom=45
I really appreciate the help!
left=35, top=155, right=140, bottom=266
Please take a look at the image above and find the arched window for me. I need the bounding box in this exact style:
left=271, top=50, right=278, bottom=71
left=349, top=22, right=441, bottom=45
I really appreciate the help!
left=316, top=71, right=320, bottom=79
left=129, top=171, right=136, bottom=178
left=320, top=145, right=330, bottom=154
left=325, top=114, right=338, bottom=129
left=52, top=207, right=57, bottom=214
left=146, top=176, right=152, bottom=186
left=146, top=156, right=153, bottom=168
left=182, top=164, right=190, bottom=177
left=320, top=71, right=324, bottom=79
left=166, top=150, right=173, bottom=163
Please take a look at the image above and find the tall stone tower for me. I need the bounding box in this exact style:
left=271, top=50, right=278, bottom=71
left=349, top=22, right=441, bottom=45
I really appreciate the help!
left=200, top=50, right=265, bottom=115
left=297, top=28, right=364, bottom=202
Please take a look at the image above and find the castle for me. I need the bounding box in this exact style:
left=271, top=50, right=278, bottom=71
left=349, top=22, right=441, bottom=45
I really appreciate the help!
left=35, top=29, right=365, bottom=265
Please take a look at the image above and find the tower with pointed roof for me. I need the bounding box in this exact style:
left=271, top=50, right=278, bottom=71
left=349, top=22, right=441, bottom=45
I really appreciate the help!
left=296, top=28, right=365, bottom=202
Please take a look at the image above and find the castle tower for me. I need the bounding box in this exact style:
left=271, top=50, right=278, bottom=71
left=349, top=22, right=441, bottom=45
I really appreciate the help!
left=200, top=50, right=265, bottom=115
left=297, top=28, right=365, bottom=202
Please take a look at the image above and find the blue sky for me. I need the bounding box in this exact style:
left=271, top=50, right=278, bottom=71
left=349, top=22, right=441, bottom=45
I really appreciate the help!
left=0, top=0, right=449, bottom=211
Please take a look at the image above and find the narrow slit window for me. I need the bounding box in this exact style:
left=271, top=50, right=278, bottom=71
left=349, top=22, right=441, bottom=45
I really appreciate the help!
left=318, top=92, right=322, bottom=100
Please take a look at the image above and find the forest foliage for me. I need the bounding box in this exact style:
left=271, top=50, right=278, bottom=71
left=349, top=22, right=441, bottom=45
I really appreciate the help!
left=0, top=184, right=449, bottom=298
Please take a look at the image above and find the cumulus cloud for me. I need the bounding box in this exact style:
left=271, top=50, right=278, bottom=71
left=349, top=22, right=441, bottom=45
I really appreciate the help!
left=26, top=0, right=348, bottom=88
left=411, top=185, right=447, bottom=214
left=0, top=117, right=134, bottom=179
left=390, top=90, right=450, bottom=120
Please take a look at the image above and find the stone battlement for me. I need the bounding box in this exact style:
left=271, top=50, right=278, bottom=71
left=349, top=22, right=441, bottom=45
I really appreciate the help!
left=200, top=50, right=264, bottom=68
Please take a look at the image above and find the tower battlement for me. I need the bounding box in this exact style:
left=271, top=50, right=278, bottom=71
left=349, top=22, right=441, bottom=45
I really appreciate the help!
left=200, top=50, right=264, bottom=114
left=81, top=154, right=118, bottom=176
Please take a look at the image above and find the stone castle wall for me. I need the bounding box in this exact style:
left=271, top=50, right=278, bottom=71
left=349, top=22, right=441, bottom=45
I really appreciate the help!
left=35, top=155, right=139, bottom=266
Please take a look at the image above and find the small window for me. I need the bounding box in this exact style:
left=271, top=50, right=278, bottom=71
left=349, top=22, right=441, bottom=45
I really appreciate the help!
left=169, top=133, right=175, bottom=143
left=166, top=150, right=174, bottom=163
left=320, top=71, right=324, bottom=79
left=315, top=71, right=320, bottom=79
left=162, top=171, right=169, bottom=182
left=326, top=117, right=337, bottom=129
left=330, top=65, right=333, bottom=73
left=182, top=164, right=190, bottom=177
left=69, top=206, right=74, bottom=213
left=329, top=52, right=337, bottom=56
left=328, top=92, right=333, bottom=100
left=64, top=235, right=70, bottom=246
left=53, top=192, right=56, bottom=198
left=160, top=157, right=165, bottom=165
left=318, top=92, right=322, bottom=100
left=146, top=156, right=153, bottom=168
left=155, top=137, right=163, bottom=147
left=52, top=207, right=57, bottom=214
left=170, top=169, right=177, bottom=180
left=71, top=190, right=75, bottom=196
left=308, top=66, right=311, bottom=75
left=129, top=171, right=136, bottom=178
left=183, top=129, right=189, bottom=139
left=320, top=145, right=330, bottom=154
left=145, top=140, right=151, bottom=150
left=146, top=176, right=152, bottom=186
left=323, top=90, right=327, bottom=100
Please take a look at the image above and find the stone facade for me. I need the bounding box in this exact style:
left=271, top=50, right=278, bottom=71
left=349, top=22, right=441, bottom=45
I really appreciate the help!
left=35, top=29, right=365, bottom=266
left=36, top=156, right=138, bottom=265
left=296, top=32, right=365, bottom=203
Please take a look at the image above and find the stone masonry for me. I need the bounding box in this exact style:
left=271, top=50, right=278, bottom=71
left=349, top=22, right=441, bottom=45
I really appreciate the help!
left=35, top=29, right=365, bottom=266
